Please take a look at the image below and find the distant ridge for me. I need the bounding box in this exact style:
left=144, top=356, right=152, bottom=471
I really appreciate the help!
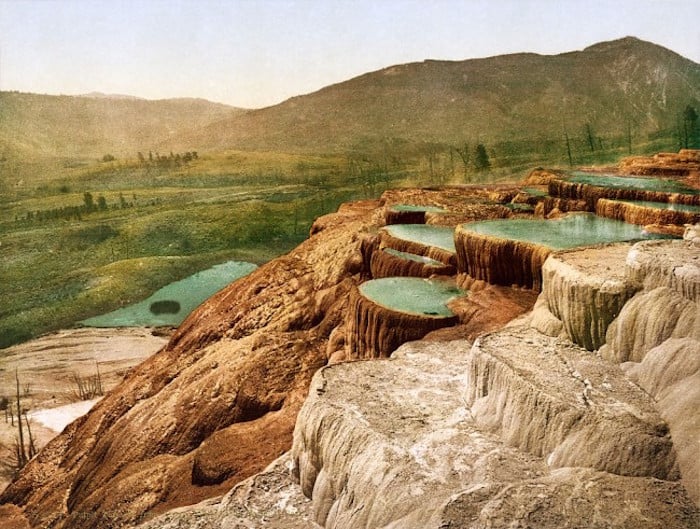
left=169, top=36, right=699, bottom=156
left=79, top=92, right=146, bottom=101
left=1, top=37, right=698, bottom=163
left=0, top=92, right=243, bottom=159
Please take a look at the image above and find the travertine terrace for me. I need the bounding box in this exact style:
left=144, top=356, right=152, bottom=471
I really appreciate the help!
left=2, top=151, right=699, bottom=529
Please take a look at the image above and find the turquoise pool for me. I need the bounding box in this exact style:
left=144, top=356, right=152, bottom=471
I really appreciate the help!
left=618, top=200, right=700, bottom=213
left=360, top=277, right=464, bottom=317
left=81, top=260, right=257, bottom=327
left=382, top=248, right=445, bottom=266
left=464, top=213, right=674, bottom=250
left=384, top=225, right=456, bottom=252
left=567, top=171, right=700, bottom=195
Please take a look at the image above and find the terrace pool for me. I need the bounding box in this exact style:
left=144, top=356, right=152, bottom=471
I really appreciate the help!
left=618, top=200, right=700, bottom=213
left=464, top=213, right=673, bottom=250
left=359, top=277, right=464, bottom=317
left=81, top=260, right=257, bottom=327
left=568, top=171, right=700, bottom=195
left=384, top=224, right=456, bottom=252
left=390, top=204, right=447, bottom=213
left=382, top=248, right=445, bottom=266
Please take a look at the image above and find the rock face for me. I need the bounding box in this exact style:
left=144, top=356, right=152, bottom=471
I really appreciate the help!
left=289, top=340, right=697, bottom=529
left=535, top=244, right=639, bottom=350
left=619, top=149, right=700, bottom=178
left=454, top=224, right=552, bottom=290
left=548, top=178, right=700, bottom=208
left=596, top=198, right=700, bottom=227
left=369, top=248, right=456, bottom=279
left=0, top=200, right=377, bottom=529
left=596, top=239, right=700, bottom=505
left=344, top=283, right=459, bottom=359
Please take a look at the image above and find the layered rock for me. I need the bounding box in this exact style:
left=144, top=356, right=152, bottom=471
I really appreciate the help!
left=344, top=280, right=460, bottom=359
left=455, top=224, right=552, bottom=290
left=369, top=247, right=455, bottom=278
left=548, top=177, right=700, bottom=208
left=619, top=149, right=700, bottom=177
left=465, top=327, right=676, bottom=478
left=534, top=244, right=639, bottom=350
left=0, top=200, right=378, bottom=529
left=289, top=339, right=697, bottom=529
left=378, top=225, right=457, bottom=266
left=596, top=198, right=700, bottom=227
left=530, top=238, right=699, bottom=505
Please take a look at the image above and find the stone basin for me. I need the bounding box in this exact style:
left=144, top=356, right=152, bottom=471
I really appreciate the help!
left=455, top=213, right=673, bottom=289
left=345, top=277, right=464, bottom=358
left=567, top=171, right=700, bottom=195
left=385, top=204, right=448, bottom=225
left=383, top=224, right=456, bottom=252
left=359, top=277, right=463, bottom=317
left=463, top=213, right=672, bottom=251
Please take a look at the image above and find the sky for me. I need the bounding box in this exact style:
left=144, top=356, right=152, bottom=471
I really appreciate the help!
left=0, top=0, right=698, bottom=109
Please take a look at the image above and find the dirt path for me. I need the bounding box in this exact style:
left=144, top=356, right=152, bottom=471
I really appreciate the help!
left=0, top=327, right=170, bottom=491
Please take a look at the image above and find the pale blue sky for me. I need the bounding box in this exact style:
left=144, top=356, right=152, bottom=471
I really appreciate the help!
left=1, top=0, right=698, bottom=108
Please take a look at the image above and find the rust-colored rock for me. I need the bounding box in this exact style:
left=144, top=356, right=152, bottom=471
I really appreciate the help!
left=344, top=285, right=459, bottom=359
left=619, top=149, right=700, bottom=179
left=548, top=178, right=700, bottom=208
left=541, top=196, right=590, bottom=216
left=454, top=224, right=552, bottom=290
left=596, top=198, right=700, bottom=226
left=369, top=247, right=455, bottom=279
left=0, top=200, right=377, bottom=529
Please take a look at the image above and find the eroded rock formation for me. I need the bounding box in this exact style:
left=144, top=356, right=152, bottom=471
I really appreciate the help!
left=534, top=244, right=639, bottom=350
left=343, top=284, right=459, bottom=359
left=289, top=340, right=697, bottom=529
left=548, top=178, right=700, bottom=208
left=455, top=224, right=552, bottom=289
left=598, top=238, right=700, bottom=504
left=620, top=149, right=700, bottom=178
left=596, top=198, right=700, bottom=228
left=369, top=247, right=456, bottom=278
left=0, top=200, right=378, bottom=529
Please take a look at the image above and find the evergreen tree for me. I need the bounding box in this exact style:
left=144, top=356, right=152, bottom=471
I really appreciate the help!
left=474, top=143, right=491, bottom=172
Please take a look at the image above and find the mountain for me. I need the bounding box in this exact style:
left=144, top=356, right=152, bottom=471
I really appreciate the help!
left=171, top=37, right=700, bottom=156
left=0, top=92, right=242, bottom=160
left=2, top=38, right=697, bottom=166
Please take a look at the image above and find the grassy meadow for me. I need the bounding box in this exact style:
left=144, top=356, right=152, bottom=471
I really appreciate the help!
left=1, top=127, right=684, bottom=350
left=0, top=149, right=423, bottom=348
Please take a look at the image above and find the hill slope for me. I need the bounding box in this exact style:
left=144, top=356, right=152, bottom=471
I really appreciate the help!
left=173, top=37, right=700, bottom=156
left=0, top=93, right=242, bottom=160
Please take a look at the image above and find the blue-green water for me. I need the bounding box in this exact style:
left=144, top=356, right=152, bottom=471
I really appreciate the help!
left=390, top=204, right=447, bottom=213
left=384, top=225, right=456, bottom=252
left=383, top=248, right=445, bottom=266
left=81, top=260, right=257, bottom=327
left=464, top=213, right=674, bottom=250
left=568, top=171, right=700, bottom=195
left=618, top=200, right=700, bottom=213
left=521, top=187, right=548, bottom=197
left=360, top=277, right=464, bottom=317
